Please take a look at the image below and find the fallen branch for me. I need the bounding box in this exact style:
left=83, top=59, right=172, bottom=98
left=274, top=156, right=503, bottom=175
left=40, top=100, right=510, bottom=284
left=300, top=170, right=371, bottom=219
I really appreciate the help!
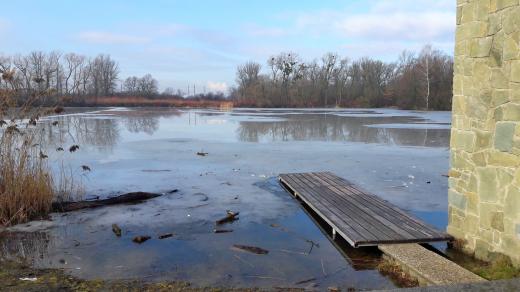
left=216, top=210, right=239, bottom=225
left=52, top=192, right=162, bottom=212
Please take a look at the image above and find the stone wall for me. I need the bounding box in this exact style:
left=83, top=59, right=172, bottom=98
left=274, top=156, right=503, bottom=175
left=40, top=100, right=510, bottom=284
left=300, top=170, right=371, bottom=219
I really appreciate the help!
left=448, top=0, right=520, bottom=265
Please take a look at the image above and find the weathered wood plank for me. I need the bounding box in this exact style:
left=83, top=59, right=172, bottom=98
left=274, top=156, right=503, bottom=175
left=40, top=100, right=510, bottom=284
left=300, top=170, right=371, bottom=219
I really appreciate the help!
left=294, top=174, right=405, bottom=240
left=286, top=174, right=382, bottom=242
left=315, top=172, right=438, bottom=239
left=279, top=172, right=452, bottom=247
left=319, top=172, right=446, bottom=238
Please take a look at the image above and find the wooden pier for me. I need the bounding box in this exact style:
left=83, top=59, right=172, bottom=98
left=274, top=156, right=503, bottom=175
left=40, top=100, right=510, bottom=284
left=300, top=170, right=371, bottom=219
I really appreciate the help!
left=279, top=172, right=452, bottom=247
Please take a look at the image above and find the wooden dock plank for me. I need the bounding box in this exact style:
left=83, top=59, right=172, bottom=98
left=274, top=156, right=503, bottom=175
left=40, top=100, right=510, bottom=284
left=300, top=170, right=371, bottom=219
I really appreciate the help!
left=321, top=172, right=449, bottom=239
left=316, top=172, right=440, bottom=239
left=294, top=174, right=406, bottom=241
left=279, top=172, right=453, bottom=247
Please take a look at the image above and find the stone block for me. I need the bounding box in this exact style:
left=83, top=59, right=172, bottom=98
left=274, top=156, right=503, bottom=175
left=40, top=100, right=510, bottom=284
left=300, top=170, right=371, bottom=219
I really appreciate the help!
left=512, top=83, right=520, bottom=101
left=496, top=0, right=520, bottom=10
left=512, top=60, right=520, bottom=83
left=491, top=211, right=505, bottom=231
left=470, top=37, right=494, bottom=57
left=476, top=130, right=493, bottom=150
left=488, top=13, right=502, bottom=35
left=495, top=103, right=520, bottom=120
left=452, top=130, right=477, bottom=152
left=497, top=168, right=514, bottom=187
left=491, top=68, right=509, bottom=89
left=504, top=186, right=520, bottom=218
left=503, top=36, right=519, bottom=60
left=466, top=190, right=480, bottom=214
left=494, top=122, right=516, bottom=151
left=503, top=5, right=520, bottom=33
left=462, top=2, right=477, bottom=22
left=488, top=151, right=520, bottom=166
left=492, top=89, right=510, bottom=106
left=449, top=189, right=468, bottom=211
left=477, top=0, right=492, bottom=20
left=477, top=167, right=499, bottom=202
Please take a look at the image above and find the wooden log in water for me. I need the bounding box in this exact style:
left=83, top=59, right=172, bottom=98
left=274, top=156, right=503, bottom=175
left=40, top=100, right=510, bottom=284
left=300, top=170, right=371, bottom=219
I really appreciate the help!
left=52, top=192, right=162, bottom=212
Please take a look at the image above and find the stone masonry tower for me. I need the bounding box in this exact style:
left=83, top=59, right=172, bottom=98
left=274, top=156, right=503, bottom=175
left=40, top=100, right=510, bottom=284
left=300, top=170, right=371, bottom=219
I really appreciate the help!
left=448, top=0, right=520, bottom=264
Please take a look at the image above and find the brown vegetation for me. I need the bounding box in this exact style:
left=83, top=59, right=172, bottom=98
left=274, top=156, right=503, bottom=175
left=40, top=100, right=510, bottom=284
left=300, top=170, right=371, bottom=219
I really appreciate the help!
left=377, top=259, right=419, bottom=287
left=84, top=96, right=233, bottom=109
left=0, top=132, right=54, bottom=226
left=0, top=72, right=82, bottom=226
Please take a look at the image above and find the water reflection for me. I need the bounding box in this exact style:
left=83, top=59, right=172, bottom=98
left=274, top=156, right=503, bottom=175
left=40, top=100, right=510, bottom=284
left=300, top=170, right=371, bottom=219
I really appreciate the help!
left=236, top=114, right=449, bottom=147
left=40, top=109, right=182, bottom=152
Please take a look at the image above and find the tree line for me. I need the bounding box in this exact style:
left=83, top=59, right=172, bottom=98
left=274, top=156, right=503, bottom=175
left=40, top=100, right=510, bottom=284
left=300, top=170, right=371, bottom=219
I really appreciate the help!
left=0, top=51, right=173, bottom=104
left=231, top=45, right=453, bottom=110
left=1, top=45, right=454, bottom=110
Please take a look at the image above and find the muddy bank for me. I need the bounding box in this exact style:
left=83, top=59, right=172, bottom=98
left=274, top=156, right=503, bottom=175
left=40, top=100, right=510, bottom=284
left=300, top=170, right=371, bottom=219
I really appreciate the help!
left=0, top=259, right=277, bottom=291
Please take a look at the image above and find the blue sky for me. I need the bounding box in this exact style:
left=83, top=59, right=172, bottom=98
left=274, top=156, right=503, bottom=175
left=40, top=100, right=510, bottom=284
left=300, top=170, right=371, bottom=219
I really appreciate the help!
left=0, top=0, right=456, bottom=92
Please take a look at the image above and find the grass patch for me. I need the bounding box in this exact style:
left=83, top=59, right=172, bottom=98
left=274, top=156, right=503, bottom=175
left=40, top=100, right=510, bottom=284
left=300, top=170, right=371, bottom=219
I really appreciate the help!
left=377, top=259, right=419, bottom=288
left=462, top=255, right=520, bottom=280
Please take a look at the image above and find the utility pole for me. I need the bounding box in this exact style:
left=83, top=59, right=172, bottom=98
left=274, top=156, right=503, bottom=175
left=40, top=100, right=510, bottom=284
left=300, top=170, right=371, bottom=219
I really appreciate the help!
left=187, top=84, right=190, bottom=96
left=193, top=84, right=196, bottom=95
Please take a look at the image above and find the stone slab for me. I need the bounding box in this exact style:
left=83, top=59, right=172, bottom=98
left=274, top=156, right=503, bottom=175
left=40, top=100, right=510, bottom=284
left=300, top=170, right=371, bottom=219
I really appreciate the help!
left=378, top=244, right=486, bottom=286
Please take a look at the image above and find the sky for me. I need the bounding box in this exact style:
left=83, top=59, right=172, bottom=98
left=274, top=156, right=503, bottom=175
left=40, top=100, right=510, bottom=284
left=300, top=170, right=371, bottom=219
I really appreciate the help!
left=0, top=0, right=456, bottom=93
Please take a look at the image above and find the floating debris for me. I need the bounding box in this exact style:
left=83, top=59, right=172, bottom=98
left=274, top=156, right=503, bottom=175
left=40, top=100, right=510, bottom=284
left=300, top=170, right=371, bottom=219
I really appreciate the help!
left=52, top=192, right=162, bottom=212
left=52, top=121, right=59, bottom=126
left=69, top=145, right=80, bottom=152
left=214, top=229, right=233, bottom=234
left=216, top=210, right=239, bottom=225
left=56, top=147, right=64, bottom=151
left=133, top=236, right=151, bottom=244
left=167, top=189, right=179, bottom=194
left=232, top=244, right=269, bottom=255
left=19, top=277, right=38, bottom=282
left=196, top=152, right=208, bottom=156
left=81, top=165, right=91, bottom=172
left=158, top=233, right=173, bottom=239
left=295, top=277, right=316, bottom=285
left=141, top=169, right=172, bottom=172
left=112, top=224, right=122, bottom=237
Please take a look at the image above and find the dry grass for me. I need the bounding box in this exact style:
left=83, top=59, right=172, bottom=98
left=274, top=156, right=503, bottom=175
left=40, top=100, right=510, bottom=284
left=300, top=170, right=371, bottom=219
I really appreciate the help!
left=85, top=96, right=234, bottom=109
left=0, top=87, right=82, bottom=226
left=377, top=259, right=419, bottom=288
left=0, top=129, right=54, bottom=226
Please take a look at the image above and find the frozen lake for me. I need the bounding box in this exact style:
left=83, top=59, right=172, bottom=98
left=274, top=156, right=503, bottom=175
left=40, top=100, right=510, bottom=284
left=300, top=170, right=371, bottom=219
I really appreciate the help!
left=2, top=107, right=451, bottom=290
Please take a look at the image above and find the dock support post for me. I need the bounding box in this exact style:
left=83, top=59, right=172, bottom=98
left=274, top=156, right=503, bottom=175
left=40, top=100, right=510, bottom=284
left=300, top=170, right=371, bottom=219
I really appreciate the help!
left=332, top=228, right=337, bottom=240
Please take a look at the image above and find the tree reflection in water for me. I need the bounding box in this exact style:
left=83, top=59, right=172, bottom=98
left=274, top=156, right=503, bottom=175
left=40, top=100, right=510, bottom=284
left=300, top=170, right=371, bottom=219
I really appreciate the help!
left=236, top=113, right=450, bottom=147
left=41, top=109, right=181, bottom=151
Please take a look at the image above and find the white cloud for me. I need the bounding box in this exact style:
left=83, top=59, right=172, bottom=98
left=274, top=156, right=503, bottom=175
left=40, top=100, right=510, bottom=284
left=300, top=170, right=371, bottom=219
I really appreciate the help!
left=77, top=31, right=150, bottom=45
left=338, top=11, right=455, bottom=41
left=207, top=81, right=228, bottom=93
left=270, top=0, right=455, bottom=43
